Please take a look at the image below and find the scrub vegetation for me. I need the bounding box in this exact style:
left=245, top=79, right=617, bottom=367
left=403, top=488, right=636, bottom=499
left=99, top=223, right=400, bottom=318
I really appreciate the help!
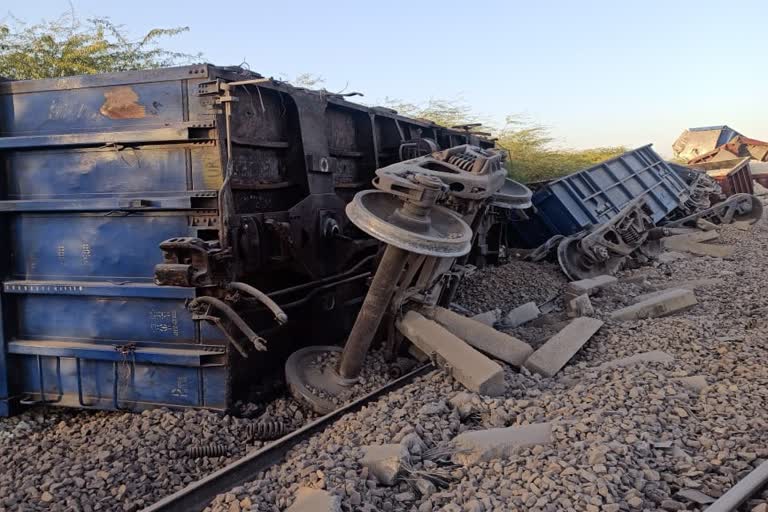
left=0, top=10, right=198, bottom=80
left=0, top=11, right=625, bottom=182
left=386, top=99, right=627, bottom=183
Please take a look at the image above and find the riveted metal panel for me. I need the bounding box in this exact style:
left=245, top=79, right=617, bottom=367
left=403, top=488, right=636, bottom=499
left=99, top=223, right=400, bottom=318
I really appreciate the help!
left=0, top=65, right=230, bottom=414
left=9, top=213, right=213, bottom=280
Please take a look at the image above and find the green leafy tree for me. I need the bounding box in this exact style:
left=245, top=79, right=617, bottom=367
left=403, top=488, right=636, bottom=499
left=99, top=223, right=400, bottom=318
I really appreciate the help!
left=381, top=99, right=628, bottom=182
left=0, top=10, right=200, bottom=80
left=384, top=96, right=482, bottom=128
left=497, top=116, right=628, bottom=182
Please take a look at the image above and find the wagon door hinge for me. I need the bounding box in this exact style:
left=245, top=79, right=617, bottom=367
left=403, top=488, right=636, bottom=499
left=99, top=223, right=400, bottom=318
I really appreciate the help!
left=198, top=79, right=241, bottom=171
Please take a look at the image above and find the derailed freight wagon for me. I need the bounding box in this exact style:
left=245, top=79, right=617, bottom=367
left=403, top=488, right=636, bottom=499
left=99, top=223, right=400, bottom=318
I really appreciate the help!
left=491, top=146, right=692, bottom=279
left=487, top=146, right=763, bottom=280
left=0, top=65, right=493, bottom=416
left=689, top=158, right=755, bottom=197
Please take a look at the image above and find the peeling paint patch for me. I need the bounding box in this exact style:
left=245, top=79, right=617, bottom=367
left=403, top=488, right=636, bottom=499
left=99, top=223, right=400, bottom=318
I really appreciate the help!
left=100, top=86, right=147, bottom=119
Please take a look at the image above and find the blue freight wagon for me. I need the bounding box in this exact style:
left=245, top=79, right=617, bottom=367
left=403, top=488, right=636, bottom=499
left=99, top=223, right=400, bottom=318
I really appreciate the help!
left=0, top=65, right=491, bottom=416
left=509, top=145, right=690, bottom=248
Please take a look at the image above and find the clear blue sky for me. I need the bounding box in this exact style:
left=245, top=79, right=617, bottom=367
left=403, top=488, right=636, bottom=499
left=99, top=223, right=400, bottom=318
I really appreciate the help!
left=5, top=0, right=768, bottom=156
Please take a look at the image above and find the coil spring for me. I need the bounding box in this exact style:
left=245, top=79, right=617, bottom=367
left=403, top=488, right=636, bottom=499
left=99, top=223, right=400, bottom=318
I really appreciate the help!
left=447, top=153, right=476, bottom=172
left=246, top=420, right=288, bottom=441
left=185, top=444, right=229, bottom=458
left=618, top=225, right=642, bottom=245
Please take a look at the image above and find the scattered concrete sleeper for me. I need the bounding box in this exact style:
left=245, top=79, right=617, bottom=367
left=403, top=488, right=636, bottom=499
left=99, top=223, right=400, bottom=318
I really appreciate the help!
left=397, top=310, right=506, bottom=396
left=502, top=301, right=541, bottom=327
left=427, top=306, right=533, bottom=367
left=523, top=317, right=604, bottom=377
left=609, top=288, right=697, bottom=321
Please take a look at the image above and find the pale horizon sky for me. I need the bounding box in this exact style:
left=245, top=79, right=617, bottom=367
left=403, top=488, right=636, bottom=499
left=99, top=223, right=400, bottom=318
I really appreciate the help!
left=4, top=0, right=767, bottom=157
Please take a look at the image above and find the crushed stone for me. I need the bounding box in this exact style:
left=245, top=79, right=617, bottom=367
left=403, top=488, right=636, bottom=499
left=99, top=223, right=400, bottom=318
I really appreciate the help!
left=206, top=206, right=768, bottom=512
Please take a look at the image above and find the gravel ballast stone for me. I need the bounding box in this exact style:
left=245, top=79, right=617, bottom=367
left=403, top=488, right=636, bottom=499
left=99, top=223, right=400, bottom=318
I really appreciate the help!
left=203, top=209, right=768, bottom=512
left=4, top=203, right=768, bottom=512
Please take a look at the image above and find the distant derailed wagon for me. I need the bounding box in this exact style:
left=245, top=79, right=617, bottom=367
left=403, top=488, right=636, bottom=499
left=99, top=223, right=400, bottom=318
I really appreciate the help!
left=673, top=125, right=742, bottom=162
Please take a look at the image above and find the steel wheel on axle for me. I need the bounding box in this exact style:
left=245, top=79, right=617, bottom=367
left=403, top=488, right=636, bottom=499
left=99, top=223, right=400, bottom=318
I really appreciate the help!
left=557, top=235, right=624, bottom=281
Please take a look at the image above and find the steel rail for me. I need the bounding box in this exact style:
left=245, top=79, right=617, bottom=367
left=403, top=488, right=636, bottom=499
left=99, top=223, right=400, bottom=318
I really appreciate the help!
left=142, top=363, right=433, bottom=512
left=703, top=461, right=768, bottom=512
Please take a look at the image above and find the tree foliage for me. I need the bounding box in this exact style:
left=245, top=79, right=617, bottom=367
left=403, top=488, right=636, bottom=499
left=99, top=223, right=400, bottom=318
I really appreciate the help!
left=384, top=98, right=627, bottom=182
left=384, top=96, right=481, bottom=128
left=0, top=11, right=200, bottom=80
left=0, top=9, right=626, bottom=183
left=497, top=117, right=628, bottom=183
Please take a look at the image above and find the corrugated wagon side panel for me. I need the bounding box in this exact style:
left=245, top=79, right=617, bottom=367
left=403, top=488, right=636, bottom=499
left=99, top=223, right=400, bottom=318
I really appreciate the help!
left=508, top=146, right=690, bottom=248
left=0, top=66, right=230, bottom=414
left=695, top=158, right=755, bottom=196
left=533, top=145, right=689, bottom=235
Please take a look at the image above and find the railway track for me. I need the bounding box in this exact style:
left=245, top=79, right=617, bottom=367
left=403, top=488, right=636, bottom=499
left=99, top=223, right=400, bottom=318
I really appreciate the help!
left=703, top=462, right=768, bottom=512
left=142, top=364, right=433, bottom=512
left=2, top=212, right=767, bottom=512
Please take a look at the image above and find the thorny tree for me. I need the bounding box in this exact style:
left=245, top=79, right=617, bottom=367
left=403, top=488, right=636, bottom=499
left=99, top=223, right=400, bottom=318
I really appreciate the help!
left=0, top=10, right=201, bottom=80
left=384, top=97, right=627, bottom=182
left=0, top=11, right=626, bottom=183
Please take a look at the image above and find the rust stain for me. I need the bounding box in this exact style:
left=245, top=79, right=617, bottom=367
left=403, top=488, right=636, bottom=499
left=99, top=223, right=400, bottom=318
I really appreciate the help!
left=99, top=86, right=147, bottom=119
left=201, top=150, right=223, bottom=189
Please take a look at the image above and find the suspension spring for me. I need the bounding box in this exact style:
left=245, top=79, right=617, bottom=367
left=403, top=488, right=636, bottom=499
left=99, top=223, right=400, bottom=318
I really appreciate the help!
left=447, top=153, right=476, bottom=172
left=185, top=444, right=230, bottom=458
left=618, top=225, right=642, bottom=245
left=246, top=420, right=289, bottom=441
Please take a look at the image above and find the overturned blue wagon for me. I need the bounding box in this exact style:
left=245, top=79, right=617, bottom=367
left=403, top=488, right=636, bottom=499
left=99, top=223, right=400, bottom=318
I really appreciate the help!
left=0, top=65, right=494, bottom=416
left=499, top=145, right=763, bottom=279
